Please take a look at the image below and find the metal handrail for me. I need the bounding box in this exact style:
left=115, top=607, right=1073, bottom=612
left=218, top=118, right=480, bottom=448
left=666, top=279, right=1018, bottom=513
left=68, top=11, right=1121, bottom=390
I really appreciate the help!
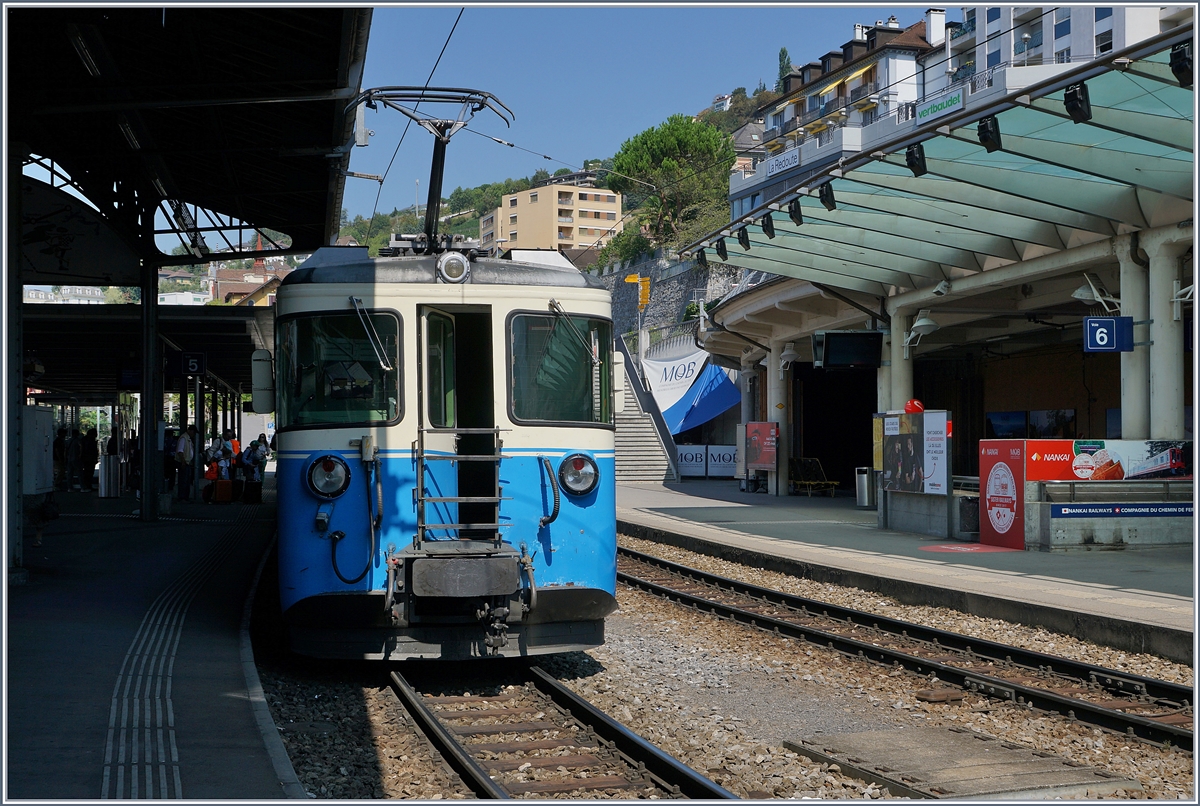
left=850, top=81, right=879, bottom=102
left=950, top=18, right=976, bottom=39
left=1039, top=479, right=1193, bottom=503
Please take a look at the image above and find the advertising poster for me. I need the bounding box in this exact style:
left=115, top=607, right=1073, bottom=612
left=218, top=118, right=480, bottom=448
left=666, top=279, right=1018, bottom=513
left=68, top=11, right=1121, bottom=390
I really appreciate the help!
left=676, top=446, right=707, bottom=477
left=745, top=422, right=778, bottom=471
left=707, top=445, right=737, bottom=477
left=1024, top=439, right=1192, bottom=482
left=922, top=410, right=949, bottom=495
left=980, top=440, right=1025, bottom=549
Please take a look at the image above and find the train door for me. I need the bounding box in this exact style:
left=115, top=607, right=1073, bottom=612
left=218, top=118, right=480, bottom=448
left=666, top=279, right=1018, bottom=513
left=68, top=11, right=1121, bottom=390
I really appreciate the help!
left=418, top=308, right=459, bottom=535
left=417, top=306, right=499, bottom=541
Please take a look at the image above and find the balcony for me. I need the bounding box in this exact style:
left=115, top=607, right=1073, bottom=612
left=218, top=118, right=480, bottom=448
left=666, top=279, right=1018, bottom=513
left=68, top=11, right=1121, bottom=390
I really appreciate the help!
left=763, top=126, right=780, bottom=142
left=799, top=107, right=823, bottom=127
left=558, top=216, right=573, bottom=223
left=556, top=196, right=573, bottom=205
left=781, top=117, right=800, bottom=134
left=950, top=18, right=976, bottom=40
left=850, top=81, right=880, bottom=108
left=1013, top=29, right=1043, bottom=54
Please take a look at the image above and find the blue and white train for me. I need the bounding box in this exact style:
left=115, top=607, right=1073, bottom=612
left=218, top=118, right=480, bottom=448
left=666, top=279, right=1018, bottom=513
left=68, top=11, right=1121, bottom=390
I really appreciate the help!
left=253, top=242, right=622, bottom=659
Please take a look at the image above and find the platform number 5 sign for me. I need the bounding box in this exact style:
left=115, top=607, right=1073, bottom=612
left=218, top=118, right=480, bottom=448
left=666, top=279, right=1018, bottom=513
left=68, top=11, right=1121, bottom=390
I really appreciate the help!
left=182, top=351, right=207, bottom=376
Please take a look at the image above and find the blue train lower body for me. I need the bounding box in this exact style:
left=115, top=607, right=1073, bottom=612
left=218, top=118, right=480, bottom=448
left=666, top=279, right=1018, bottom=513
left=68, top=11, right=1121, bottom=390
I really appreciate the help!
left=275, top=448, right=618, bottom=660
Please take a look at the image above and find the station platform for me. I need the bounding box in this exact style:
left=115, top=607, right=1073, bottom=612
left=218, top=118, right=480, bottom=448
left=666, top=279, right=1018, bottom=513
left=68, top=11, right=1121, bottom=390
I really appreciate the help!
left=5, top=473, right=301, bottom=800
left=617, top=480, right=1195, bottom=665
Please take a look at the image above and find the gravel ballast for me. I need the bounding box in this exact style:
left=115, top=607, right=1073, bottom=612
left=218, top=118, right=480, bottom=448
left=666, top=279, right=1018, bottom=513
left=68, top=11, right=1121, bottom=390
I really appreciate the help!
left=254, top=535, right=1193, bottom=799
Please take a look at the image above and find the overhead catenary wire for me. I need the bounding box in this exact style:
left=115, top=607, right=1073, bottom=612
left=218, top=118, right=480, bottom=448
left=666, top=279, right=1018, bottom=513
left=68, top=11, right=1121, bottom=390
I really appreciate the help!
left=363, top=7, right=464, bottom=244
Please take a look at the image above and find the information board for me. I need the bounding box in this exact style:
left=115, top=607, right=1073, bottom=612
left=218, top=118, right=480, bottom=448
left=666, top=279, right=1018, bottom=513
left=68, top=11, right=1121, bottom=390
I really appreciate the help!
left=980, top=440, right=1025, bottom=549
left=745, top=422, right=778, bottom=471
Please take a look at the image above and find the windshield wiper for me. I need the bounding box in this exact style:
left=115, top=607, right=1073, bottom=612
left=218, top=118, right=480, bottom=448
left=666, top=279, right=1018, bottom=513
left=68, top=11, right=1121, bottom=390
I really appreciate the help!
left=548, top=299, right=600, bottom=367
left=350, top=296, right=394, bottom=371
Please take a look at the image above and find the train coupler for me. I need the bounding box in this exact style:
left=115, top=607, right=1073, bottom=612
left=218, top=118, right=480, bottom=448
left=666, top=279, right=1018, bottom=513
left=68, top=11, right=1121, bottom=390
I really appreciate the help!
left=478, top=604, right=511, bottom=654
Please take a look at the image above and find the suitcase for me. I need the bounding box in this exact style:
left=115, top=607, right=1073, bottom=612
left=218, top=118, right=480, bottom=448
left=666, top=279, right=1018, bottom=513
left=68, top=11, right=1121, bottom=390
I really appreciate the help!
left=243, top=480, right=263, bottom=504
left=212, top=479, right=233, bottom=504
left=230, top=479, right=245, bottom=501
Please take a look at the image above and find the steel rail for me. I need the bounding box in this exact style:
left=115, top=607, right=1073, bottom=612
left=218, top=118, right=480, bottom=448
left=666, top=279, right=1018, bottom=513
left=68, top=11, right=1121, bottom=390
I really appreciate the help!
left=618, top=549, right=1192, bottom=751
left=528, top=666, right=738, bottom=800
left=388, top=672, right=508, bottom=799
left=619, top=547, right=1191, bottom=703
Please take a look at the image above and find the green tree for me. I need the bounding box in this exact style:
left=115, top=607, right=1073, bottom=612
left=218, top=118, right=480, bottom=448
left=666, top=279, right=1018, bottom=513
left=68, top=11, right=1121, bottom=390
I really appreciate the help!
left=531, top=168, right=551, bottom=185
left=775, top=47, right=792, bottom=92
left=595, top=224, right=652, bottom=267
left=606, top=115, right=735, bottom=246
left=553, top=167, right=572, bottom=177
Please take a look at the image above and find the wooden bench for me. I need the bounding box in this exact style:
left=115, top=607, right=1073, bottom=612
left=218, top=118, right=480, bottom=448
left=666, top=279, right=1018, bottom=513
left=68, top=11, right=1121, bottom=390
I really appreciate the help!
left=789, top=458, right=839, bottom=497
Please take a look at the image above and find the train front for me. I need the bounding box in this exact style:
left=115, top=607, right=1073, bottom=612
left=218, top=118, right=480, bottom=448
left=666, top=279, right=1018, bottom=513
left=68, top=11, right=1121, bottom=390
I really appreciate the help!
left=263, top=248, right=620, bottom=660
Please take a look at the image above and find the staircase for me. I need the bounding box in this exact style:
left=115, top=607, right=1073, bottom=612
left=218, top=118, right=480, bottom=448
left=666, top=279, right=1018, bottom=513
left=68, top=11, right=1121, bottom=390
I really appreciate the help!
left=614, top=370, right=678, bottom=483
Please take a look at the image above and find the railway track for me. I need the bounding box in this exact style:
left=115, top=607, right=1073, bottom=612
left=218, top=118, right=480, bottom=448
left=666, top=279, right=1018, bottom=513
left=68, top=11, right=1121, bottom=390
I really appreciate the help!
left=617, top=547, right=1193, bottom=752
left=388, top=666, right=736, bottom=799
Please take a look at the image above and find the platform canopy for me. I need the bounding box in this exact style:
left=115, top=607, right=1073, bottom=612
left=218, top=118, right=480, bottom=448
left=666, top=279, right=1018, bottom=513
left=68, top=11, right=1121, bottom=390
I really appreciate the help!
left=9, top=6, right=372, bottom=281
left=684, top=26, right=1194, bottom=303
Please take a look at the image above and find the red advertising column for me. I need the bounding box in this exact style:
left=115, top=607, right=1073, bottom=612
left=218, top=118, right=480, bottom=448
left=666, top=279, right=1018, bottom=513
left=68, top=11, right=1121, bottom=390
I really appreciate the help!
left=980, top=440, right=1025, bottom=549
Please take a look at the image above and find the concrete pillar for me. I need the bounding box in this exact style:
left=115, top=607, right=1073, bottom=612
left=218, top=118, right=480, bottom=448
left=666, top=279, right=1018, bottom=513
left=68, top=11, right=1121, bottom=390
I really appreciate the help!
left=9, top=143, right=27, bottom=567
left=1145, top=236, right=1189, bottom=439
left=1118, top=235, right=1149, bottom=439
left=877, top=332, right=892, bottom=413
left=766, top=340, right=789, bottom=496
left=890, top=312, right=913, bottom=407
left=194, top=376, right=205, bottom=499
left=140, top=267, right=160, bottom=520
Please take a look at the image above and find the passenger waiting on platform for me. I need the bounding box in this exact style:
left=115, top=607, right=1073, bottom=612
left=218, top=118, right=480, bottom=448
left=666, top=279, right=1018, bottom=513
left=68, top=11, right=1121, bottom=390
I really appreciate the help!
left=175, top=424, right=197, bottom=501
left=257, top=433, right=270, bottom=461
left=242, top=441, right=262, bottom=483
left=80, top=428, right=100, bottom=493
left=52, top=427, right=67, bottom=491
left=65, top=429, right=82, bottom=491
left=162, top=428, right=176, bottom=492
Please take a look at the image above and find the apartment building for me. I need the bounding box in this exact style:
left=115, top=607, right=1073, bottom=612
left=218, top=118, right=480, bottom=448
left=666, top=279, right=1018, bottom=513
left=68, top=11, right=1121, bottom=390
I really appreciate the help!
left=729, top=5, right=1190, bottom=221
left=480, top=172, right=624, bottom=256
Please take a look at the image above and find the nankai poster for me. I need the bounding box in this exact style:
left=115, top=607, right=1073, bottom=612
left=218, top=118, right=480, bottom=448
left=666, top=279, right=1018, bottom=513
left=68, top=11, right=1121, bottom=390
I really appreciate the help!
left=745, top=422, right=777, bottom=471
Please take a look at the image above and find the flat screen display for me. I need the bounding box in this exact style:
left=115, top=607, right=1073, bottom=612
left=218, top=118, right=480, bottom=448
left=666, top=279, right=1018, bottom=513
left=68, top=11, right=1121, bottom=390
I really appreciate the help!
left=815, top=331, right=883, bottom=368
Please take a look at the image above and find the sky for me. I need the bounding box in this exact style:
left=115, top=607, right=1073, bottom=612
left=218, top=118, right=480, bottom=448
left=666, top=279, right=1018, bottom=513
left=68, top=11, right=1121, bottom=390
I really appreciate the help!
left=341, top=4, right=926, bottom=221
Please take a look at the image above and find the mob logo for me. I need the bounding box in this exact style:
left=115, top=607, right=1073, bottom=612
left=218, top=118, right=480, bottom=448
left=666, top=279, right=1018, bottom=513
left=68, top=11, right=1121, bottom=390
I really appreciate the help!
left=661, top=361, right=698, bottom=384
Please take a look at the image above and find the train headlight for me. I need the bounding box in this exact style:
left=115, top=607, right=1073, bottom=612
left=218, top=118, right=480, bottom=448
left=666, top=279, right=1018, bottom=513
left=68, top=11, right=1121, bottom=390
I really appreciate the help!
left=436, top=251, right=470, bottom=284
left=307, top=455, right=351, bottom=499
left=558, top=453, right=598, bottom=496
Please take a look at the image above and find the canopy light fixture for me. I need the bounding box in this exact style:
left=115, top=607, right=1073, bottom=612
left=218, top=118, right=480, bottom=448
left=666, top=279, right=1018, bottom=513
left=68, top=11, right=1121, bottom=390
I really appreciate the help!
left=1170, top=41, right=1192, bottom=87
left=977, top=115, right=1002, bottom=153
left=905, top=143, right=927, bottom=177
left=761, top=212, right=776, bottom=239
left=818, top=182, right=837, bottom=211
left=736, top=226, right=751, bottom=250
left=715, top=237, right=728, bottom=261
left=787, top=198, right=804, bottom=226
left=696, top=248, right=708, bottom=268
left=1071, top=272, right=1121, bottom=314
left=1063, top=82, right=1092, bottom=124
left=779, top=342, right=800, bottom=369
left=903, top=309, right=939, bottom=358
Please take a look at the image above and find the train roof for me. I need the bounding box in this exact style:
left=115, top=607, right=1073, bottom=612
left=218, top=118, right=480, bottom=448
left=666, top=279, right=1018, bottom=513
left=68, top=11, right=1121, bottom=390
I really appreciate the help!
left=283, top=246, right=606, bottom=290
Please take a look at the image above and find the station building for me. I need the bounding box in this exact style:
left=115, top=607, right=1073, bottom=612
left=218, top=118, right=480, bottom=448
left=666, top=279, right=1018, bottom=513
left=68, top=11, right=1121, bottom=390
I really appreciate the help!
left=682, top=9, right=1194, bottom=522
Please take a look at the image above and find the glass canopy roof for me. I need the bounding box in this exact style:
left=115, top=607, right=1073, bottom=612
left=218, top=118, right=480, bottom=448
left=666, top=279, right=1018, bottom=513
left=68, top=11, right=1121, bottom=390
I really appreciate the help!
left=687, top=30, right=1194, bottom=301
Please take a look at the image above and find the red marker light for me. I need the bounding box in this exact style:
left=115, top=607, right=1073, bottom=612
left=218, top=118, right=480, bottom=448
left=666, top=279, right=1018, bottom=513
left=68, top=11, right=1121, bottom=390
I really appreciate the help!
left=322, top=459, right=336, bottom=472
left=572, top=457, right=585, bottom=471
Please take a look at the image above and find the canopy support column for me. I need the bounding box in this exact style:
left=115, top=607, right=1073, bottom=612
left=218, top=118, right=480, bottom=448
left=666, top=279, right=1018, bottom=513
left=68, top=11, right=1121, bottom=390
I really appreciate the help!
left=1118, top=234, right=1150, bottom=440
left=1144, top=232, right=1189, bottom=439
left=889, top=312, right=912, bottom=407
left=767, top=340, right=789, bottom=497
left=139, top=268, right=160, bottom=520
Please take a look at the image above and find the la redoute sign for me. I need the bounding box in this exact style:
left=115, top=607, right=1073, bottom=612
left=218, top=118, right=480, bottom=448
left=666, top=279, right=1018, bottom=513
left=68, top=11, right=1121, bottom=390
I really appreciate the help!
left=914, top=87, right=964, bottom=123
left=765, top=148, right=800, bottom=177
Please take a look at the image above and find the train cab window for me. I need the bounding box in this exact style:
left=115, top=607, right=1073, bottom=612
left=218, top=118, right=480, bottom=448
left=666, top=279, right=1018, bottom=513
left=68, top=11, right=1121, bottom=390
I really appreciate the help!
left=509, top=312, right=612, bottom=425
left=277, top=312, right=401, bottom=429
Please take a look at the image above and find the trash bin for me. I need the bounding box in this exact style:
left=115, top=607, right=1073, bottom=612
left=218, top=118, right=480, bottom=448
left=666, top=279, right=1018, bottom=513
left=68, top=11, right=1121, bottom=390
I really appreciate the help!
left=98, top=455, right=121, bottom=498
left=855, top=467, right=876, bottom=509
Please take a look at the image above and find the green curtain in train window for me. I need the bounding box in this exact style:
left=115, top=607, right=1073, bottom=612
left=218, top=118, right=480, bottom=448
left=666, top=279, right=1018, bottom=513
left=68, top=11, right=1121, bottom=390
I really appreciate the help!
left=514, top=315, right=593, bottom=423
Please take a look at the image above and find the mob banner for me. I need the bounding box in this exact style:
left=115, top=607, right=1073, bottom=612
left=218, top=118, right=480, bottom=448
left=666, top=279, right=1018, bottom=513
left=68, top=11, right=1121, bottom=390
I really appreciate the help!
left=980, top=440, right=1026, bottom=549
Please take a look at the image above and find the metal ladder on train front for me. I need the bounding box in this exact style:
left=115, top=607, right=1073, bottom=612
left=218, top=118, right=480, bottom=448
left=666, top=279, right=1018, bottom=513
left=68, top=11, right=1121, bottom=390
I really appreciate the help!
left=413, top=427, right=510, bottom=548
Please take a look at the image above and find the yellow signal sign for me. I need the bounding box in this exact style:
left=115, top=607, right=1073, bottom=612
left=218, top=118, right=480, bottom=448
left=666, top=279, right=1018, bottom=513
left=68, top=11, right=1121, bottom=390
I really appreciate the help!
left=638, top=277, right=650, bottom=308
